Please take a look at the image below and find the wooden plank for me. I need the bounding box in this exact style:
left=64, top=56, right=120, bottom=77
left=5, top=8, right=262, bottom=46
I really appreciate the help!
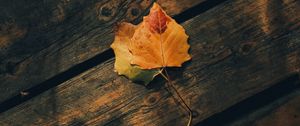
left=197, top=74, right=300, bottom=126
left=1, top=0, right=300, bottom=125
left=0, top=0, right=205, bottom=103
left=253, top=93, right=300, bottom=126
left=228, top=88, right=300, bottom=126
left=0, top=0, right=65, bottom=60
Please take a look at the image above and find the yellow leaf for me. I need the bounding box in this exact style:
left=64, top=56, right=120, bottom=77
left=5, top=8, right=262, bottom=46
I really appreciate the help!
left=129, top=3, right=191, bottom=69
left=111, top=23, right=160, bottom=84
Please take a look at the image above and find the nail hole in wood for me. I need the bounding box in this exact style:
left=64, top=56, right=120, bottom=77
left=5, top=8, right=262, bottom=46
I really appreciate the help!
left=131, top=8, right=140, bottom=16
left=100, top=7, right=112, bottom=17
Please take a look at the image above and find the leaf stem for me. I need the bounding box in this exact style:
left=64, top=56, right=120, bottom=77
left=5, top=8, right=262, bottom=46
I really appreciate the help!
left=160, top=68, right=192, bottom=126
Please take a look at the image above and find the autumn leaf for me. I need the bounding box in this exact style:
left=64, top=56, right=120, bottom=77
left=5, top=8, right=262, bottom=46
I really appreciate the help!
left=111, top=3, right=191, bottom=83
left=111, top=22, right=160, bottom=85
left=129, top=3, right=191, bottom=69
left=111, top=3, right=193, bottom=125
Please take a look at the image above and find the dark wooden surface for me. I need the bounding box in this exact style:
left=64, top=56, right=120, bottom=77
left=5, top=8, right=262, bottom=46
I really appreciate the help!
left=0, top=0, right=205, bottom=103
left=228, top=87, right=300, bottom=126
left=0, top=0, right=299, bottom=125
left=253, top=93, right=300, bottom=126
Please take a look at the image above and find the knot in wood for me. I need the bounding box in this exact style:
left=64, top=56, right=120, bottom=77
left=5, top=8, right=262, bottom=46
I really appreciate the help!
left=239, top=42, right=256, bottom=55
left=148, top=96, right=156, bottom=103
left=144, top=92, right=161, bottom=106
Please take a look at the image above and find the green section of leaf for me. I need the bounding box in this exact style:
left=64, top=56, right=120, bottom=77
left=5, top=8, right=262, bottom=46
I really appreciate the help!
left=120, top=65, right=159, bottom=85
left=111, top=23, right=160, bottom=85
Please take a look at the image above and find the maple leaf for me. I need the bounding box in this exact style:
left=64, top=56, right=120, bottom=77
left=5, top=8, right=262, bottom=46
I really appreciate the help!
left=129, top=3, right=191, bottom=69
left=110, top=22, right=160, bottom=85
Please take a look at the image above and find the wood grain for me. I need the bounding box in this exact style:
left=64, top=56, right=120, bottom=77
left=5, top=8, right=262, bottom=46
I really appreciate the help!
left=228, top=88, right=300, bottom=126
left=254, top=93, right=300, bottom=126
left=0, top=0, right=204, bottom=103
left=0, top=0, right=299, bottom=125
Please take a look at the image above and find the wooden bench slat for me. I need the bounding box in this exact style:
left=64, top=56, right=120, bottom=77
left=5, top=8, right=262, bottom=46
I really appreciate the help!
left=0, top=0, right=205, bottom=103
left=228, top=88, right=300, bottom=126
left=0, top=0, right=299, bottom=125
left=253, top=91, right=300, bottom=126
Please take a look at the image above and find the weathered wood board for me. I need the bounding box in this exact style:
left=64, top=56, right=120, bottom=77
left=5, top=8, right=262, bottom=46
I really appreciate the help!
left=0, top=0, right=205, bottom=103
left=228, top=88, right=300, bottom=126
left=0, top=0, right=299, bottom=125
left=253, top=92, right=300, bottom=126
left=197, top=74, right=300, bottom=126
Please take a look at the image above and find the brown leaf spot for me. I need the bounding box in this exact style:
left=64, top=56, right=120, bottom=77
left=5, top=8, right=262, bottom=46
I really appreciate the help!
left=146, top=4, right=170, bottom=34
